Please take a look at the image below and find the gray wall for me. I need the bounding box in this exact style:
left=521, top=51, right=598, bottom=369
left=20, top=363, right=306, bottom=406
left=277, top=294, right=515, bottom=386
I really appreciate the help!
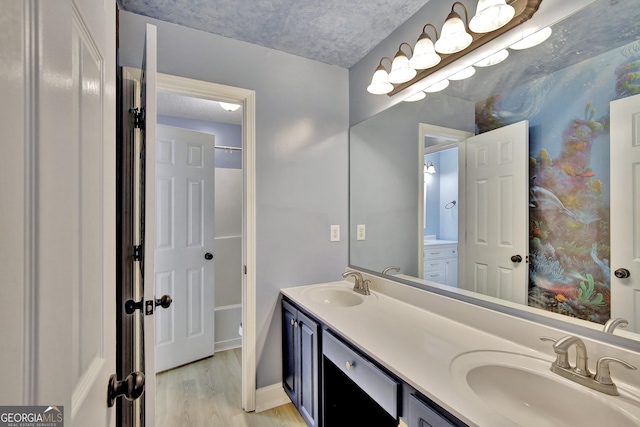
left=348, top=0, right=600, bottom=126
left=119, top=11, right=349, bottom=388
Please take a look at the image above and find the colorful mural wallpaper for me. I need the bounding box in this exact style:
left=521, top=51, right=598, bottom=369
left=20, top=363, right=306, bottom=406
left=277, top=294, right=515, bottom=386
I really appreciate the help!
left=475, top=40, right=640, bottom=325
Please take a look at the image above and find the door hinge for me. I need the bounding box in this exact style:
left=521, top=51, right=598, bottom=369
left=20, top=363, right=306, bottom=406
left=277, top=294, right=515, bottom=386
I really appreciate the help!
left=244, top=265, right=247, bottom=274
left=129, top=107, right=144, bottom=129
left=133, top=245, right=142, bottom=261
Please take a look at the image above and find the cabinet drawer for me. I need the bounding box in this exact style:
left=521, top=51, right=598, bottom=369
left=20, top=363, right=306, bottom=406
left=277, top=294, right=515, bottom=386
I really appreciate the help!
left=424, top=259, right=446, bottom=271
left=323, top=330, right=399, bottom=419
left=409, top=394, right=459, bottom=427
left=424, top=246, right=457, bottom=259
left=423, top=270, right=446, bottom=282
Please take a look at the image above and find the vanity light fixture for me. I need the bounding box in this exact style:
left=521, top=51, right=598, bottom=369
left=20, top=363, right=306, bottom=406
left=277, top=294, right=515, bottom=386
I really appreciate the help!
left=367, top=0, right=543, bottom=97
left=219, top=102, right=241, bottom=112
left=509, top=26, right=552, bottom=50
left=367, top=57, right=394, bottom=94
left=424, top=79, right=450, bottom=93
left=474, top=48, right=509, bottom=67
left=425, top=161, right=437, bottom=174
left=448, top=66, right=476, bottom=80
left=469, top=0, right=515, bottom=33
left=434, top=2, right=473, bottom=54
left=409, top=24, right=442, bottom=70
left=389, top=43, right=417, bottom=84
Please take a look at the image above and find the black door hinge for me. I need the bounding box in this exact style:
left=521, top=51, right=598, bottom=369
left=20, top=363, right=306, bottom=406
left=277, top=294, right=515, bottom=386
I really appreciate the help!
left=129, top=107, right=144, bottom=129
left=133, top=245, right=142, bottom=261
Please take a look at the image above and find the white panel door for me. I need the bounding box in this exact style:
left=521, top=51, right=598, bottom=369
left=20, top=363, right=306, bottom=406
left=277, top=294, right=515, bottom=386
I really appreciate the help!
left=1, top=0, right=116, bottom=424
left=463, top=121, right=529, bottom=304
left=155, top=124, right=216, bottom=372
left=611, top=94, right=640, bottom=332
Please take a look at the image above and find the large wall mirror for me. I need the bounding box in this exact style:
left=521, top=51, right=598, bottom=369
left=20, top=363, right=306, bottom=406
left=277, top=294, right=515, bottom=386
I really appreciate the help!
left=350, top=0, right=640, bottom=343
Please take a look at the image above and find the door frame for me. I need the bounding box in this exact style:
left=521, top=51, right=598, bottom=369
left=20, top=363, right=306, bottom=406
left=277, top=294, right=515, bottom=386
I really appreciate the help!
left=418, top=124, right=473, bottom=279
left=155, top=73, right=257, bottom=411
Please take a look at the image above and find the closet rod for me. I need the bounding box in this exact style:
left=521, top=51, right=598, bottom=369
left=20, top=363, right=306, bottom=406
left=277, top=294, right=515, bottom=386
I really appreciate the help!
left=215, top=145, right=242, bottom=151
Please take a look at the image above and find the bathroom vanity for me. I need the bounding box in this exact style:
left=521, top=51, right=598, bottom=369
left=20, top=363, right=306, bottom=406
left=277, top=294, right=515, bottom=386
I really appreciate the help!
left=281, top=275, right=640, bottom=427
left=282, top=291, right=462, bottom=427
left=423, top=240, right=458, bottom=286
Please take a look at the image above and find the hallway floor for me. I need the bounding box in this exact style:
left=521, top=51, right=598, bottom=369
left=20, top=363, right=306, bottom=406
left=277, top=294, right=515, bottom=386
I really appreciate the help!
left=156, top=348, right=307, bottom=426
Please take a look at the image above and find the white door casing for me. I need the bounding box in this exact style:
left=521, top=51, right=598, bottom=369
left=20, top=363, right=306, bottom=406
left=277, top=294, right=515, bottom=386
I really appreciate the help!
left=463, top=121, right=529, bottom=304
left=142, top=23, right=158, bottom=427
left=611, top=94, right=640, bottom=332
left=0, top=0, right=116, bottom=425
left=155, top=124, right=216, bottom=372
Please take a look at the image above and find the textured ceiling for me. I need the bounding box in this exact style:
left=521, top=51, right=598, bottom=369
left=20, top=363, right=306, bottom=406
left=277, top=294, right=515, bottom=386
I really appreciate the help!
left=117, top=0, right=432, bottom=68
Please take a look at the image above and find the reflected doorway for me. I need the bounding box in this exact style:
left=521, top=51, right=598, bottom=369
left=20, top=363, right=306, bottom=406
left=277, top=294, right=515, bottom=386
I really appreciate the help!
left=418, top=124, right=473, bottom=283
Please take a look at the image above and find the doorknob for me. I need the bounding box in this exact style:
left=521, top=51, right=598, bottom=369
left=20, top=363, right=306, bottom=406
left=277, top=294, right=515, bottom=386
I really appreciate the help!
left=615, top=268, right=631, bottom=279
left=155, top=294, right=172, bottom=309
left=511, top=255, right=523, bottom=263
left=204, top=252, right=213, bottom=260
left=107, top=371, right=145, bottom=407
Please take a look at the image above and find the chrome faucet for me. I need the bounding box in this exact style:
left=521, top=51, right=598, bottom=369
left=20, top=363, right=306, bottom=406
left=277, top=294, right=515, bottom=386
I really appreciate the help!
left=540, top=335, right=637, bottom=395
left=342, top=271, right=370, bottom=295
left=554, top=335, right=590, bottom=376
left=382, top=266, right=400, bottom=275
left=603, top=318, right=628, bottom=334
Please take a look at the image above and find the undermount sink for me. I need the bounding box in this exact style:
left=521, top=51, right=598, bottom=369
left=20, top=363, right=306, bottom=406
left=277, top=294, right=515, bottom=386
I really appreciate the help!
left=303, top=285, right=376, bottom=307
left=450, top=351, right=640, bottom=427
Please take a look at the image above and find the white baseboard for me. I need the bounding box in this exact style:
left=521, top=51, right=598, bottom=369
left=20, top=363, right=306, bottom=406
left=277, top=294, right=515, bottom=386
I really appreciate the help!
left=214, top=337, right=241, bottom=352
left=255, top=383, right=291, bottom=413
left=215, top=304, right=242, bottom=351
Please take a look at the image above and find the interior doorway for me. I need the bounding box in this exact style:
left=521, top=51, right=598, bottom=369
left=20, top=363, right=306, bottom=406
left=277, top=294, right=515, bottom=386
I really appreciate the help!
left=120, top=68, right=257, bottom=424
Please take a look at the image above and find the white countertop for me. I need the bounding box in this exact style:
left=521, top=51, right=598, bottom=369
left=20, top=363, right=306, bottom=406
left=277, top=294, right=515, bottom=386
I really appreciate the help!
left=281, top=279, right=640, bottom=426
left=281, top=280, right=544, bottom=426
left=424, top=239, right=458, bottom=246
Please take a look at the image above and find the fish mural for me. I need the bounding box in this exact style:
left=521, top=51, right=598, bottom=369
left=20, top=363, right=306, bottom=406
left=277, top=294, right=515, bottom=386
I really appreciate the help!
left=475, top=39, right=640, bottom=324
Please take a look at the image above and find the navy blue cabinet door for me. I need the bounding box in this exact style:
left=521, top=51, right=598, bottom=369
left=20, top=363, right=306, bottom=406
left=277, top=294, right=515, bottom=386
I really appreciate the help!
left=298, top=310, right=319, bottom=427
left=281, top=299, right=320, bottom=427
left=282, top=300, right=298, bottom=405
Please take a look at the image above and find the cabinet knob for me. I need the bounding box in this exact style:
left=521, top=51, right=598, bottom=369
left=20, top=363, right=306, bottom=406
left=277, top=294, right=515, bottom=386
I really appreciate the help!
left=345, top=361, right=355, bottom=370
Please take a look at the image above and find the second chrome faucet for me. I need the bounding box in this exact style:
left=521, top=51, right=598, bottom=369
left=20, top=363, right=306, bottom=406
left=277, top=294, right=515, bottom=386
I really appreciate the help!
left=541, top=335, right=636, bottom=395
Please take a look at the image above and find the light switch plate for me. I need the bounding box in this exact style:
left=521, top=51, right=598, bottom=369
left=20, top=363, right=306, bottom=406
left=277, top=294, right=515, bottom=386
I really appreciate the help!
left=357, top=224, right=366, bottom=240
left=330, top=225, right=340, bottom=242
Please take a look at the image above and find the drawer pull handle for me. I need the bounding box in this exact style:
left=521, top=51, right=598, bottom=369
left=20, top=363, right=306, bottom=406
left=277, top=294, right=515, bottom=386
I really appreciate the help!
left=345, top=361, right=355, bottom=370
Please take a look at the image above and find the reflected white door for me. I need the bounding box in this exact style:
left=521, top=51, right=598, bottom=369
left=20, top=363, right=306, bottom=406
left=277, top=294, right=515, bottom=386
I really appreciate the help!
left=463, top=121, right=529, bottom=304
left=155, top=124, right=216, bottom=372
left=611, top=94, right=640, bottom=332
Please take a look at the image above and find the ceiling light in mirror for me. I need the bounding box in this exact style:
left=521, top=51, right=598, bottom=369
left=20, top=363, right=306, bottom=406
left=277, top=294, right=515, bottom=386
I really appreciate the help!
left=219, top=102, right=241, bottom=112
left=448, top=66, right=476, bottom=80
left=469, top=0, right=515, bottom=33
left=389, top=43, right=417, bottom=84
left=409, top=24, right=441, bottom=70
left=475, top=49, right=509, bottom=67
left=424, top=79, right=450, bottom=93
left=404, top=91, right=427, bottom=102
left=509, top=26, right=552, bottom=50
left=434, top=2, right=472, bottom=54
left=367, top=57, right=394, bottom=95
